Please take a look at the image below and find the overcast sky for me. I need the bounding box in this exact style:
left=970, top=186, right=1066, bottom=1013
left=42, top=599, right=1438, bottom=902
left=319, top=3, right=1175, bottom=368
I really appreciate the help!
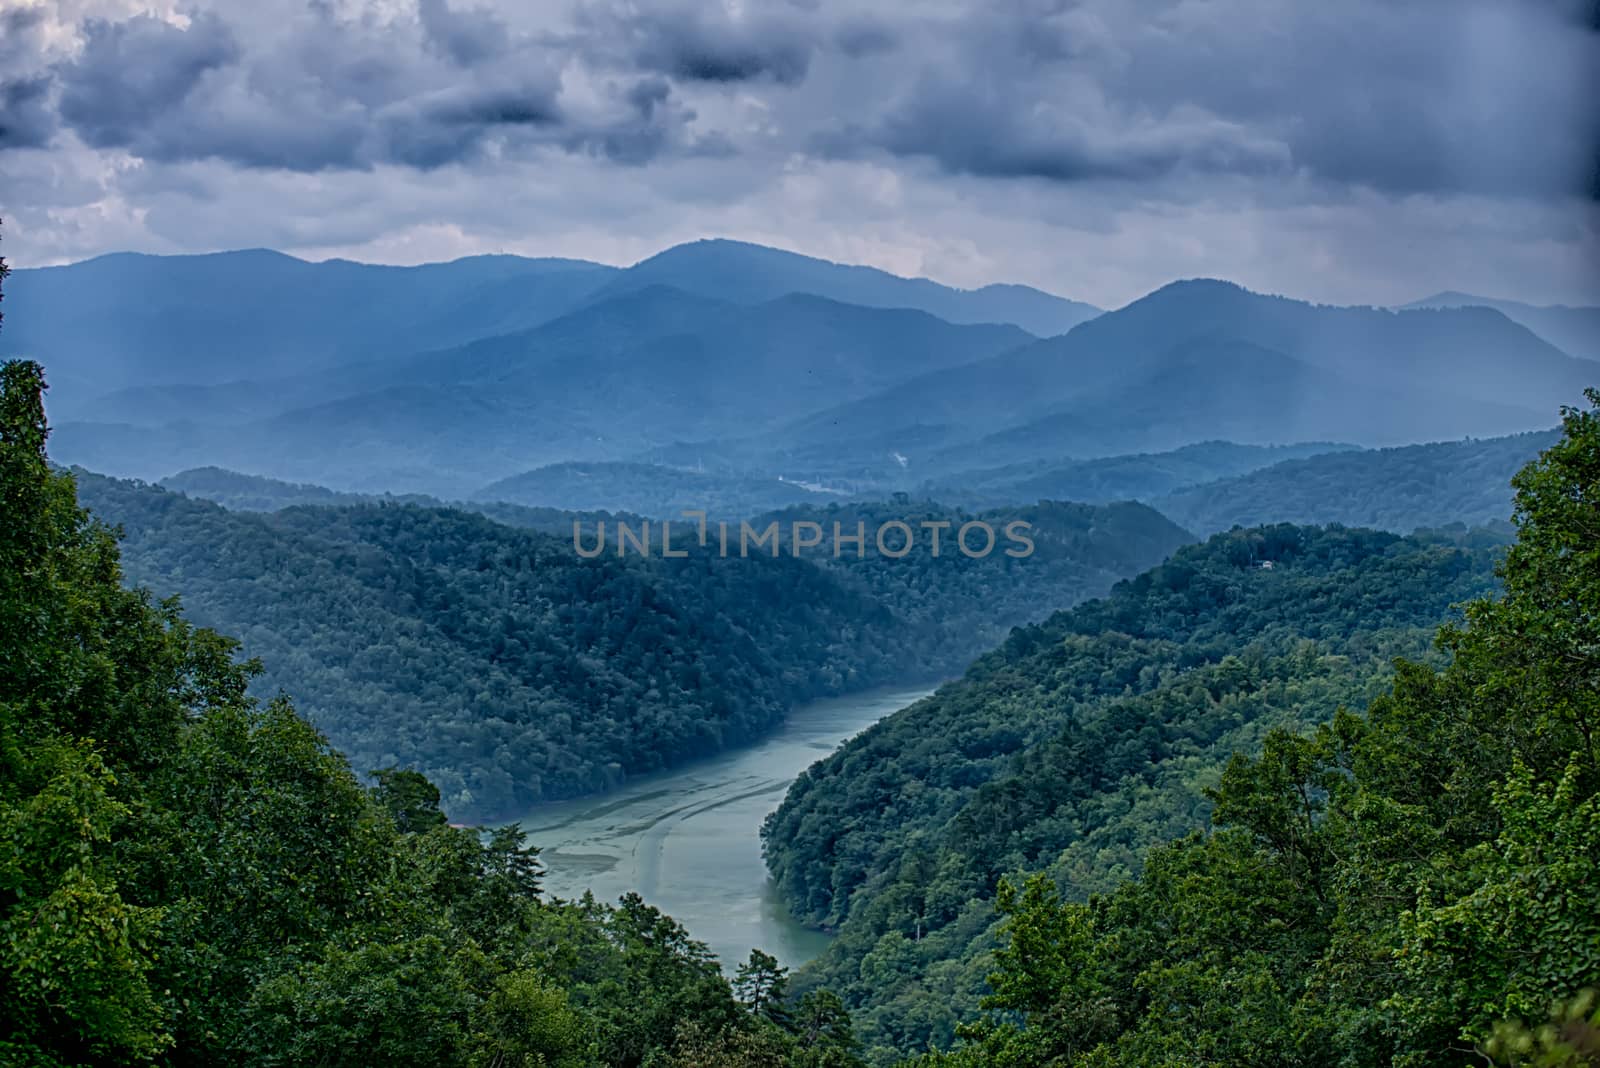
left=1, top=0, right=1596, bottom=308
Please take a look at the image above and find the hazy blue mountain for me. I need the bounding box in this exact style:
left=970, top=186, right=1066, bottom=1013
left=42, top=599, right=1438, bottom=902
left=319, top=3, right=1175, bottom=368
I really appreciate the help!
left=1154, top=428, right=1561, bottom=534
left=2, top=249, right=617, bottom=406
left=48, top=287, right=1034, bottom=493
left=416, top=287, right=1033, bottom=426
left=476, top=461, right=846, bottom=518
left=773, top=280, right=1594, bottom=460
left=6, top=239, right=1094, bottom=425
left=919, top=440, right=1355, bottom=509
left=591, top=238, right=1100, bottom=335
left=162, top=466, right=378, bottom=509
left=159, top=465, right=644, bottom=535
left=30, top=252, right=1590, bottom=508
left=1404, top=290, right=1600, bottom=362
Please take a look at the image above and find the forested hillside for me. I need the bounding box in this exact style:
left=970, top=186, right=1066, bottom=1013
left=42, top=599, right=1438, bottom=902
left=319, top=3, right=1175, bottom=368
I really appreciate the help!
left=76, top=475, right=1188, bottom=819
left=762, top=522, right=1510, bottom=1060
left=1, top=351, right=871, bottom=1068
left=161, top=465, right=639, bottom=534
left=477, top=460, right=834, bottom=518
left=918, top=391, right=1600, bottom=1068
left=918, top=441, right=1351, bottom=510
left=1156, top=429, right=1560, bottom=535
left=749, top=498, right=1191, bottom=659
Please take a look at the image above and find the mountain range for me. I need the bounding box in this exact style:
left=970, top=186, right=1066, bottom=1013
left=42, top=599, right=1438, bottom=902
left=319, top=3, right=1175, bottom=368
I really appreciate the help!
left=1405, top=290, right=1600, bottom=362
left=765, top=281, right=1590, bottom=459
left=1153, top=428, right=1560, bottom=535
left=5, top=240, right=1593, bottom=500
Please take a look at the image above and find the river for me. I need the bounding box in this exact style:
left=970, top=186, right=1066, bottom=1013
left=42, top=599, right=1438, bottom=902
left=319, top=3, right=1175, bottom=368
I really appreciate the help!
left=512, top=684, right=936, bottom=971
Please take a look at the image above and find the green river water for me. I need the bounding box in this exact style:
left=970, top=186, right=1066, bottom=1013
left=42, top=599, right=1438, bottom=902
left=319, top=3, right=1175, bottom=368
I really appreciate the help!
left=513, top=685, right=936, bottom=970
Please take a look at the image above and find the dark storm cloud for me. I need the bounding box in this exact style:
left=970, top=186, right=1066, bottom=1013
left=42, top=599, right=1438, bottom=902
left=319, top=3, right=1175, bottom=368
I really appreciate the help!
left=58, top=14, right=240, bottom=151
left=37, top=2, right=691, bottom=172
left=0, top=5, right=45, bottom=50
left=1076, top=0, right=1600, bottom=201
left=417, top=0, right=509, bottom=66
left=0, top=77, right=55, bottom=150
left=833, top=19, right=897, bottom=58
left=937, top=0, right=1598, bottom=202
left=374, top=81, right=561, bottom=168
left=4, top=0, right=1596, bottom=209
left=588, top=2, right=817, bottom=85
left=818, top=76, right=1290, bottom=183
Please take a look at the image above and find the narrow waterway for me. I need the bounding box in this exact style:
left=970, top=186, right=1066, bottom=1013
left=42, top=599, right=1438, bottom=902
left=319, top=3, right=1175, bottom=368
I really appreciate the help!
left=513, top=684, right=936, bottom=971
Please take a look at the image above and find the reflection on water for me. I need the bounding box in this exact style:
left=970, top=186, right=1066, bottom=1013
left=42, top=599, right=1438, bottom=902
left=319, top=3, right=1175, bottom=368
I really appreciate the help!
left=511, top=685, right=937, bottom=970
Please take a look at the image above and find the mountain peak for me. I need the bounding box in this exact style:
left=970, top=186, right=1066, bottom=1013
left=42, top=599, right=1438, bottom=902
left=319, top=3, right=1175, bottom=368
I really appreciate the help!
left=1410, top=290, right=1490, bottom=307
left=604, top=238, right=1096, bottom=336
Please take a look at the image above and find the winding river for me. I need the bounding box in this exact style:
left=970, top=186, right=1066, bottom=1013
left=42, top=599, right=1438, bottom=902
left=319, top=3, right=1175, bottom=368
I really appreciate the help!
left=512, top=685, right=936, bottom=970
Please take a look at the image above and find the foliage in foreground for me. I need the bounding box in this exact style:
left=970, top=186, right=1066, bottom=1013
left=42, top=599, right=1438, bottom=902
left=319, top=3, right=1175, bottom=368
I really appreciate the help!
left=765, top=517, right=1507, bottom=1058
left=0, top=353, right=865, bottom=1066
left=918, top=390, right=1600, bottom=1067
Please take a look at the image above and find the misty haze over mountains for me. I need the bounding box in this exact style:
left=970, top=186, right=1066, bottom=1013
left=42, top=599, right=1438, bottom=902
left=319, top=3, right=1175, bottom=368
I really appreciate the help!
left=3, top=237, right=1593, bottom=511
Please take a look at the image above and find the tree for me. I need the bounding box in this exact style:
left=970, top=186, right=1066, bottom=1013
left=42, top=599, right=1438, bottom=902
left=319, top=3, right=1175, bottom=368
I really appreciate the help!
left=0, top=237, right=177, bottom=1064
left=372, top=767, right=449, bottom=833
left=733, top=948, right=790, bottom=1024
left=468, top=970, right=591, bottom=1068
left=789, top=990, right=866, bottom=1068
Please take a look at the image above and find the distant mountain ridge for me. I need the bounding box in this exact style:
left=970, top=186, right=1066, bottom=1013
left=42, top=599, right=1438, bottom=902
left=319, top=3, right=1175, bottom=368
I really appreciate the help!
left=475, top=461, right=841, bottom=519
left=4, top=248, right=618, bottom=400
left=918, top=440, right=1356, bottom=510
left=1403, top=290, right=1600, bottom=362
left=158, top=465, right=645, bottom=533
left=1154, top=428, right=1561, bottom=534
left=49, top=286, right=1035, bottom=493
left=592, top=239, right=1100, bottom=336
left=762, top=279, right=1593, bottom=463
left=9, top=241, right=1593, bottom=501
left=3, top=238, right=1094, bottom=418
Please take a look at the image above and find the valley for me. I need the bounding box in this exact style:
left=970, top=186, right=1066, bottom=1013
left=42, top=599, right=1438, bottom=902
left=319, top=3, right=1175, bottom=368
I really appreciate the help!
left=518, top=685, right=938, bottom=972
left=2, top=231, right=1595, bottom=1068
left=5, top=2, right=1599, bottom=1062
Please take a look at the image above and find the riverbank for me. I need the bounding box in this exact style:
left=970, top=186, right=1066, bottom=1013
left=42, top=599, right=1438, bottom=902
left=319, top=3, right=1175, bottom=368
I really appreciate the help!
left=511, top=684, right=938, bottom=970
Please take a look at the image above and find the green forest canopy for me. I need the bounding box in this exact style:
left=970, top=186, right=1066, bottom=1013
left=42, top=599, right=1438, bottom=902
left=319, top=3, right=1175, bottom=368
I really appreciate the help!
left=11, top=370, right=1596, bottom=1067
left=75, top=474, right=1187, bottom=820
left=761, top=519, right=1511, bottom=1060
left=918, top=389, right=1600, bottom=1067
left=0, top=353, right=871, bottom=1067
left=760, top=394, right=1600, bottom=1065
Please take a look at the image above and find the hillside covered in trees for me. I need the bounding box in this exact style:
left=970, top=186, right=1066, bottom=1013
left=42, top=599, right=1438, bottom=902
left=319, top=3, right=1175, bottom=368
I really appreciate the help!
left=916, top=440, right=1351, bottom=511
left=1, top=355, right=871, bottom=1067
left=762, top=521, right=1513, bottom=1060
left=1156, top=429, right=1560, bottom=535
left=74, top=474, right=1188, bottom=820
left=917, top=391, right=1600, bottom=1067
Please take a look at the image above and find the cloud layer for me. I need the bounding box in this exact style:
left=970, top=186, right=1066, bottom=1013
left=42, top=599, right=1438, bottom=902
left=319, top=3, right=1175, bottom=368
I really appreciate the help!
left=1, top=0, right=1596, bottom=306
